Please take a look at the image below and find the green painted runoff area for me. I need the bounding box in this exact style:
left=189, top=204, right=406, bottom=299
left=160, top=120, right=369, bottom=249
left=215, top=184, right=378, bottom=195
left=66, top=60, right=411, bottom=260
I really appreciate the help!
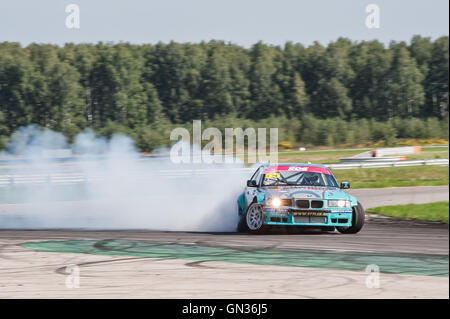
left=22, top=239, right=448, bottom=277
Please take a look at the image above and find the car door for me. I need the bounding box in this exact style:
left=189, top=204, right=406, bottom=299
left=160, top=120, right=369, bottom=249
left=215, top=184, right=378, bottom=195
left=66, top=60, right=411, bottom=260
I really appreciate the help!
left=245, top=166, right=264, bottom=206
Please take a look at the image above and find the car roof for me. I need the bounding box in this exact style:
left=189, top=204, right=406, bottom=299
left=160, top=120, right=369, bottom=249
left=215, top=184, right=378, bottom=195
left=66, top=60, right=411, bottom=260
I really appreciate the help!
left=262, top=163, right=330, bottom=169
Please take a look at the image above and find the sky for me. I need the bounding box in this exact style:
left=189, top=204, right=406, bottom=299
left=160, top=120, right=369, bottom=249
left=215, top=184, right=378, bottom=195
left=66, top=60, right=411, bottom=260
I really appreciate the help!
left=0, top=0, right=448, bottom=47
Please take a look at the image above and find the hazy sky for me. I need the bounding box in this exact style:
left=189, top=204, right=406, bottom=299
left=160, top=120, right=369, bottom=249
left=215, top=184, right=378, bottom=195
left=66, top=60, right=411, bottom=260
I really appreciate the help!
left=0, top=0, right=448, bottom=47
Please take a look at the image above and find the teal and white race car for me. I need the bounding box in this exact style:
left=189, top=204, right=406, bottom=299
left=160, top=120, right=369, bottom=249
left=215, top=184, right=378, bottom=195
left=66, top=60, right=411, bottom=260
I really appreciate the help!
left=237, top=163, right=365, bottom=234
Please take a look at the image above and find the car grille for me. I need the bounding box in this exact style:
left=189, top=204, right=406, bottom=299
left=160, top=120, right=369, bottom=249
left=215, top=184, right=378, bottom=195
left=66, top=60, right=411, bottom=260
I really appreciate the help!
left=295, top=200, right=324, bottom=209
left=296, top=200, right=310, bottom=208
left=294, top=216, right=327, bottom=224
left=311, top=200, right=324, bottom=208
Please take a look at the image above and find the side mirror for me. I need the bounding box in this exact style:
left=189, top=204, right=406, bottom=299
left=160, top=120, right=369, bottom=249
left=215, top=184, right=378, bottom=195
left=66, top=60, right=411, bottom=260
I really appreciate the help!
left=340, top=181, right=350, bottom=189
left=247, top=180, right=257, bottom=187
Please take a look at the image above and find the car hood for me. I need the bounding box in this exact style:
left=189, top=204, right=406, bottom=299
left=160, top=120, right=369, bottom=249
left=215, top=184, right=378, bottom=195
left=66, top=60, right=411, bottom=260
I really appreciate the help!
left=261, top=186, right=353, bottom=202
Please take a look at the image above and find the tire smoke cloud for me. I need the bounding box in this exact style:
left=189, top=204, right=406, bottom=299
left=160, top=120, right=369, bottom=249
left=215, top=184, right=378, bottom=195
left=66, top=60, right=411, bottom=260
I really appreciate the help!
left=0, top=125, right=253, bottom=231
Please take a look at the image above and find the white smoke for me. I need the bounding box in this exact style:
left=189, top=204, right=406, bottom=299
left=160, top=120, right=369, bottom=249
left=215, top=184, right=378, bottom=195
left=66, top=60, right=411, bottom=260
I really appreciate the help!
left=0, top=125, right=253, bottom=231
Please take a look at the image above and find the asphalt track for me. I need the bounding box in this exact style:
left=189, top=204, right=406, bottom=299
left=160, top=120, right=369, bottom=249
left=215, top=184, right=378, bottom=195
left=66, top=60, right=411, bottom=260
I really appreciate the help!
left=347, top=185, right=449, bottom=209
left=0, top=186, right=448, bottom=298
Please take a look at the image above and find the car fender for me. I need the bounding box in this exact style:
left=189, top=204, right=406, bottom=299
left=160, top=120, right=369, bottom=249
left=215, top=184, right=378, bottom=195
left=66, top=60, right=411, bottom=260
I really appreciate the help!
left=256, top=191, right=265, bottom=204
left=324, top=189, right=358, bottom=207
left=348, top=194, right=358, bottom=207
left=237, top=193, right=246, bottom=215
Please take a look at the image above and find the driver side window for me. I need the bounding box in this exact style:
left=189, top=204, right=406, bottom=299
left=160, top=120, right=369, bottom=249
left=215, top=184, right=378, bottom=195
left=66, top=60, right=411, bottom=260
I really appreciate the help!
left=250, top=166, right=264, bottom=186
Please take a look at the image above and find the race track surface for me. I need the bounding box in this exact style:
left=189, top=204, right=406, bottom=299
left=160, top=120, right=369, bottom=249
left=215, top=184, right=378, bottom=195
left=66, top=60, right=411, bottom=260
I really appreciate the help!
left=0, top=217, right=448, bottom=298
left=0, top=185, right=448, bottom=298
left=348, top=185, right=449, bottom=209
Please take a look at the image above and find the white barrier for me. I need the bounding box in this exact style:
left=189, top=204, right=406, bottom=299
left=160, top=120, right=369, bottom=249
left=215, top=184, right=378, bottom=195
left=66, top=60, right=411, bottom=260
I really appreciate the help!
left=328, top=158, right=448, bottom=169
left=0, top=159, right=447, bottom=186
left=373, top=146, right=421, bottom=157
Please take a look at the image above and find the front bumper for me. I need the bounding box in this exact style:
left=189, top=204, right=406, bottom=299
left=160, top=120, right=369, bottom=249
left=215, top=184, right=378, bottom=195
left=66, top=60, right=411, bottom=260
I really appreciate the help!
left=262, top=207, right=352, bottom=227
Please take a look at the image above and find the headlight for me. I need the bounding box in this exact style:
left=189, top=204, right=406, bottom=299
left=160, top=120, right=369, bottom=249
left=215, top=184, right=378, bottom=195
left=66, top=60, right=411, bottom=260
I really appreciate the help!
left=328, top=200, right=351, bottom=208
left=267, top=197, right=281, bottom=208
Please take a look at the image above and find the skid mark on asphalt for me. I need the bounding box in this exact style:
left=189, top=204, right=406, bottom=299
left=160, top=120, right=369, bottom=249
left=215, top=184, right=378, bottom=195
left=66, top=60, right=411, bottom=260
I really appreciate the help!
left=21, top=239, right=449, bottom=277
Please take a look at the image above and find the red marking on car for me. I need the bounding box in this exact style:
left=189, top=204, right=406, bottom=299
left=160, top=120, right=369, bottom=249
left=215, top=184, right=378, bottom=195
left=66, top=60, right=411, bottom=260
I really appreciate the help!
left=265, top=165, right=332, bottom=175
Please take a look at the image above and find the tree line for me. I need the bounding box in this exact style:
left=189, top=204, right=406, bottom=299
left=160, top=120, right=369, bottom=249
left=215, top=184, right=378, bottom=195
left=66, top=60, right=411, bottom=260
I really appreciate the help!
left=0, top=36, right=448, bottom=151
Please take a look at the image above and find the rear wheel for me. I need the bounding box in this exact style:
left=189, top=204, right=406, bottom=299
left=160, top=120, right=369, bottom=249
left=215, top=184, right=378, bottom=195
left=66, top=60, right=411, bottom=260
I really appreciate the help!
left=336, top=202, right=365, bottom=234
left=237, top=203, right=267, bottom=234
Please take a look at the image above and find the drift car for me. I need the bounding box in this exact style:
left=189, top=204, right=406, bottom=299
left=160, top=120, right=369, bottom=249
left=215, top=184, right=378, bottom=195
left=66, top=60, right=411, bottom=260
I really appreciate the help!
left=237, top=163, right=365, bottom=234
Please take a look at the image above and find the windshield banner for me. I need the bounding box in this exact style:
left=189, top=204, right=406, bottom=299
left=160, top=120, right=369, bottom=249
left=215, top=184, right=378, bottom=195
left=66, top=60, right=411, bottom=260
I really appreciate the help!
left=264, top=166, right=332, bottom=175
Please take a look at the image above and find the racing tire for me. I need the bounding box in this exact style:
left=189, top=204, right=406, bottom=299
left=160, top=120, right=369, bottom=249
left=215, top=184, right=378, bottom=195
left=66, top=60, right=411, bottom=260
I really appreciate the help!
left=237, top=203, right=267, bottom=234
left=336, top=201, right=365, bottom=234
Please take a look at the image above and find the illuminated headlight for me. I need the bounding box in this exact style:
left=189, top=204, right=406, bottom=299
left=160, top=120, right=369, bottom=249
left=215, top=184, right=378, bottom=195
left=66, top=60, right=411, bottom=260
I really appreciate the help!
left=267, top=197, right=282, bottom=208
left=328, top=200, right=351, bottom=208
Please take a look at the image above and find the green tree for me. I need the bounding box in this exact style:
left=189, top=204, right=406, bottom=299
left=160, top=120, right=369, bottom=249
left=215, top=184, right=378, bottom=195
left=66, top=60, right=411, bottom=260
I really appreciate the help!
left=314, top=77, right=352, bottom=118
left=349, top=41, right=391, bottom=119
left=247, top=42, right=282, bottom=119
left=387, top=44, right=425, bottom=118
left=276, top=43, right=309, bottom=117
left=201, top=43, right=233, bottom=119
left=89, top=43, right=148, bottom=129
left=0, top=42, right=34, bottom=133
left=426, top=36, right=449, bottom=118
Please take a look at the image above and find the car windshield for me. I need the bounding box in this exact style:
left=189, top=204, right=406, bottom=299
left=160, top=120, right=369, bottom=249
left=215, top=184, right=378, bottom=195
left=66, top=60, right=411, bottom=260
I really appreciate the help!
left=262, top=171, right=339, bottom=187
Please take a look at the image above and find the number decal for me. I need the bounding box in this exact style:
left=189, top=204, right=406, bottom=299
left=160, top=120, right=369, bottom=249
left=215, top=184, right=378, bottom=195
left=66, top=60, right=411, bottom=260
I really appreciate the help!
left=265, top=172, right=280, bottom=179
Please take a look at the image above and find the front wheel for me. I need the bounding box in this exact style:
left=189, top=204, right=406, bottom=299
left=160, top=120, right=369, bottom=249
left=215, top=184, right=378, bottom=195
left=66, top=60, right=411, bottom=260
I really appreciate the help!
left=336, top=202, right=365, bottom=234
left=237, top=203, right=267, bottom=234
